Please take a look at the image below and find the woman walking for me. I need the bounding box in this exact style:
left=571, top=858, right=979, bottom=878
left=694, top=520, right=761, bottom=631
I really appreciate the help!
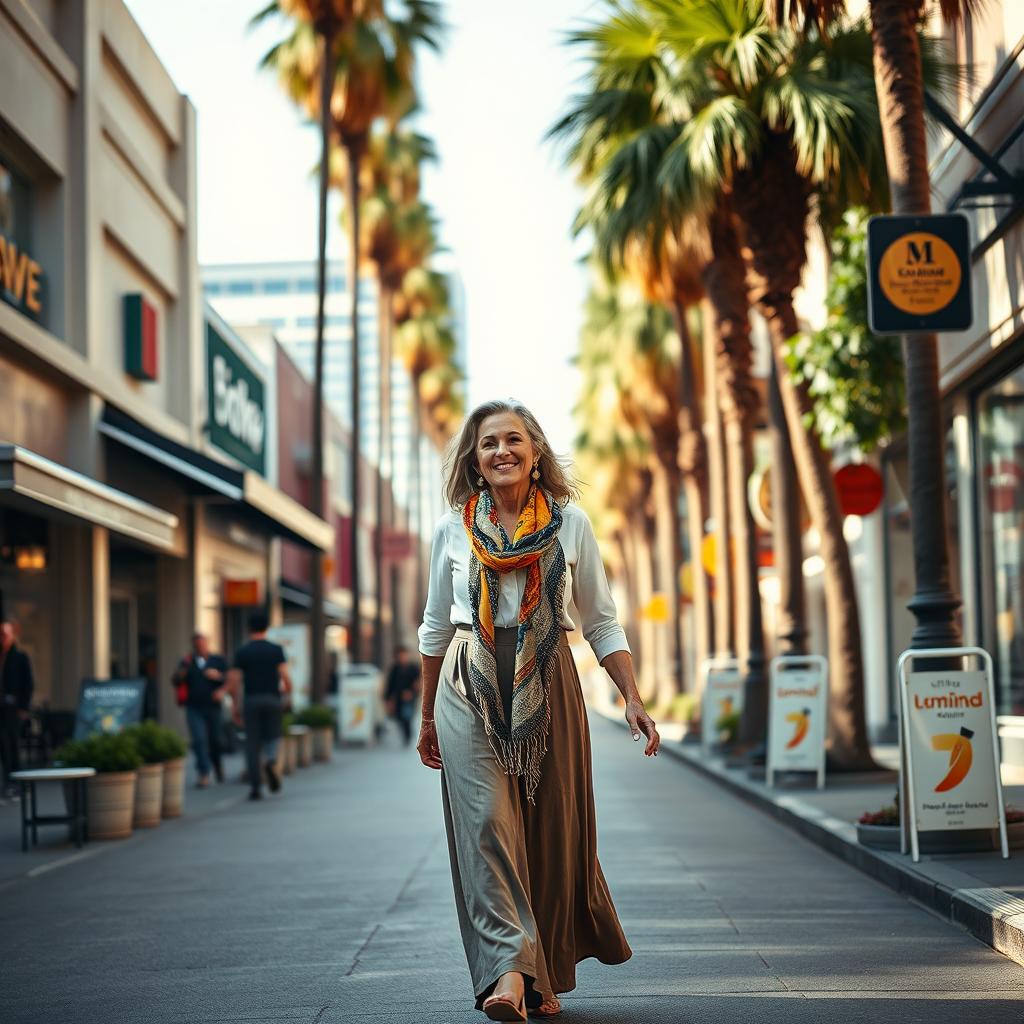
left=417, top=399, right=661, bottom=1020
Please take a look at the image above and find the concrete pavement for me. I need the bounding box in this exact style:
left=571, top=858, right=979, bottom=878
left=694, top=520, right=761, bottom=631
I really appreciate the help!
left=2, top=713, right=1024, bottom=1023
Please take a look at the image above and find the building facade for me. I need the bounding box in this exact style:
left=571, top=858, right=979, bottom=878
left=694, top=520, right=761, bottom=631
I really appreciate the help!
left=0, top=0, right=329, bottom=735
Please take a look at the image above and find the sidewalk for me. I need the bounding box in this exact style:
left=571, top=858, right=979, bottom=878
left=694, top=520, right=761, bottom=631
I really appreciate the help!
left=616, top=715, right=1024, bottom=968
left=3, top=713, right=1024, bottom=1022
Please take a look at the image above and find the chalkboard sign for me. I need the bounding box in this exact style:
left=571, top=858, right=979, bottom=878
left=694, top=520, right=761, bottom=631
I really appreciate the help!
left=73, top=679, right=147, bottom=740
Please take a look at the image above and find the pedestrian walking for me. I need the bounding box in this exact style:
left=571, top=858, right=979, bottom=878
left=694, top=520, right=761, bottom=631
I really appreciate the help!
left=173, top=633, right=228, bottom=787
left=417, top=399, right=660, bottom=1020
left=385, top=645, right=421, bottom=747
left=0, top=620, right=33, bottom=798
left=229, top=612, right=292, bottom=801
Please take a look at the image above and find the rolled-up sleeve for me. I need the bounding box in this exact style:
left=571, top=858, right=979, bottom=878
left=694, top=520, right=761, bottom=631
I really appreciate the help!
left=417, top=515, right=457, bottom=657
left=572, top=511, right=630, bottom=663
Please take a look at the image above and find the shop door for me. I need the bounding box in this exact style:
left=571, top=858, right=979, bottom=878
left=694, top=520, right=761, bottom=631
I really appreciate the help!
left=109, top=589, right=138, bottom=679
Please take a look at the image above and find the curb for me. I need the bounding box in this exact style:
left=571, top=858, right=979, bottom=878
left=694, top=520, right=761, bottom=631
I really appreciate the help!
left=599, top=711, right=1024, bottom=968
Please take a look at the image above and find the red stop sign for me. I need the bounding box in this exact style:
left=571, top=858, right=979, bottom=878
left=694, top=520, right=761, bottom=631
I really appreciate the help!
left=834, top=463, right=884, bottom=518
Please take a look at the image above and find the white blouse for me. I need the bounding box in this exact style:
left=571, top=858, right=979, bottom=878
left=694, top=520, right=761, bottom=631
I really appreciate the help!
left=417, top=501, right=630, bottom=664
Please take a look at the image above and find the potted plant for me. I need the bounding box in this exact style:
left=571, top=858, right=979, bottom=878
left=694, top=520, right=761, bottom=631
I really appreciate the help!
left=857, top=797, right=1024, bottom=852
left=296, top=705, right=336, bottom=762
left=55, top=733, right=142, bottom=840
left=280, top=712, right=296, bottom=775
left=715, top=709, right=741, bottom=750
left=124, top=721, right=187, bottom=824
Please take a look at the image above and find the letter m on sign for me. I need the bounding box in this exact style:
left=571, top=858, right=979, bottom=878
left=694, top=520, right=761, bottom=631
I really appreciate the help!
left=124, top=293, right=158, bottom=381
left=907, top=240, right=934, bottom=264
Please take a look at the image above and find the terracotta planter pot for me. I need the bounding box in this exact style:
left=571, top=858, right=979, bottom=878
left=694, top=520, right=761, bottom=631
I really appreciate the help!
left=274, top=737, right=288, bottom=777
left=87, top=771, right=137, bottom=840
left=313, top=726, right=333, bottom=762
left=283, top=733, right=297, bottom=775
left=161, top=757, right=187, bottom=819
left=290, top=726, right=312, bottom=768
left=133, top=763, right=164, bottom=828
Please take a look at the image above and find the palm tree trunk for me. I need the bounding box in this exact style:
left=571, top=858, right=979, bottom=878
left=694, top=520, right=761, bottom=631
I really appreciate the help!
left=373, top=288, right=392, bottom=668
left=652, top=463, right=686, bottom=708
left=672, top=301, right=712, bottom=684
left=700, top=203, right=767, bottom=744
left=410, top=376, right=425, bottom=615
left=768, top=359, right=807, bottom=657
left=702, top=309, right=734, bottom=657
left=309, top=24, right=335, bottom=703
left=870, top=0, right=961, bottom=648
left=344, top=139, right=365, bottom=664
left=733, top=132, right=877, bottom=771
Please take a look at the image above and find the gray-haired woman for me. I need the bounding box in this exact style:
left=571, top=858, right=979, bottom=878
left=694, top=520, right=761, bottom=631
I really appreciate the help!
left=417, top=399, right=660, bottom=1020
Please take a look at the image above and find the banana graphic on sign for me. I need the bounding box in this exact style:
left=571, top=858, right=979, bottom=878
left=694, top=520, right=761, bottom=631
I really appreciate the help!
left=932, top=726, right=974, bottom=793
left=348, top=705, right=365, bottom=728
left=719, top=696, right=734, bottom=718
left=785, top=708, right=810, bottom=749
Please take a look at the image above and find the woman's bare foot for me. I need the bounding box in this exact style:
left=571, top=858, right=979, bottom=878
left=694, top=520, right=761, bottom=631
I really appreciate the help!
left=490, top=971, right=524, bottom=1004
left=483, top=971, right=526, bottom=1019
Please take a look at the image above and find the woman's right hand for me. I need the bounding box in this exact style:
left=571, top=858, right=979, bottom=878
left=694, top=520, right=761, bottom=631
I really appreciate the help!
left=417, top=719, right=442, bottom=770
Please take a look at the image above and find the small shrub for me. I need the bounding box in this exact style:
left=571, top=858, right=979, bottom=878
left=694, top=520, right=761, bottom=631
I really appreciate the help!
left=667, top=693, right=699, bottom=724
left=859, top=805, right=899, bottom=827
left=282, top=712, right=294, bottom=732
left=55, top=733, right=142, bottom=773
left=715, top=710, right=740, bottom=745
left=295, top=705, right=336, bottom=729
left=123, top=721, right=187, bottom=763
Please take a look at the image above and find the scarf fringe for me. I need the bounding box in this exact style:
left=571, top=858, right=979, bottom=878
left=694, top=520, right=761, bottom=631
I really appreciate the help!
left=475, top=666, right=554, bottom=806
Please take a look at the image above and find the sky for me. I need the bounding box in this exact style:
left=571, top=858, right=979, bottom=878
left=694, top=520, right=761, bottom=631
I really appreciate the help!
left=124, top=0, right=603, bottom=456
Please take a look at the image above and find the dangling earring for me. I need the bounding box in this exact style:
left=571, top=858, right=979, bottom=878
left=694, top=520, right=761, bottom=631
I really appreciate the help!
left=531, top=462, right=540, bottom=482
left=477, top=474, right=485, bottom=488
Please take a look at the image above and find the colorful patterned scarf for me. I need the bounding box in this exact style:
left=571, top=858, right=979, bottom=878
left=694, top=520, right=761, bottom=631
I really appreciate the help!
left=462, top=484, right=565, bottom=804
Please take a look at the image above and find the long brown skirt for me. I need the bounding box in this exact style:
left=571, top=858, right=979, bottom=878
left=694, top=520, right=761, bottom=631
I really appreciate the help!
left=435, top=625, right=632, bottom=1011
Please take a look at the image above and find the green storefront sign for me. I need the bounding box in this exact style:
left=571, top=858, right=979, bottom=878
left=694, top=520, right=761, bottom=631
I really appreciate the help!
left=206, top=321, right=266, bottom=474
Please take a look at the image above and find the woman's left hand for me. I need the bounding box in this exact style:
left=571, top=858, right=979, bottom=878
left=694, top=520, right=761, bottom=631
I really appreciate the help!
left=625, top=699, right=660, bottom=757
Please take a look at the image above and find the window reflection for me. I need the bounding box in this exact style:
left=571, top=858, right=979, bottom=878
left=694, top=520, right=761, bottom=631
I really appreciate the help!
left=979, top=371, right=1024, bottom=716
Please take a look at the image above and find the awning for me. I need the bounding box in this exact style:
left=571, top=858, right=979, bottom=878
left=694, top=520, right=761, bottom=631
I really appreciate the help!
left=99, top=406, right=333, bottom=552
left=0, top=445, right=179, bottom=551
left=279, top=581, right=346, bottom=621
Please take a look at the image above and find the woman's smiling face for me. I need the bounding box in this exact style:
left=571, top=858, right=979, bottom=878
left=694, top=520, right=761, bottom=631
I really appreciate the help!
left=475, top=411, right=536, bottom=493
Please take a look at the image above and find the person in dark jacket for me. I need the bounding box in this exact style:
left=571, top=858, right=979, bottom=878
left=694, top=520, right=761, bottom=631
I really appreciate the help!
left=1, top=620, right=33, bottom=797
left=173, top=633, right=228, bottom=788
left=228, top=611, right=292, bottom=801
left=385, top=645, right=421, bottom=747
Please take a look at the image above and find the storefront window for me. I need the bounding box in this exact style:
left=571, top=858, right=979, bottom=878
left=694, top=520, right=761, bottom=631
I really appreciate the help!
left=978, top=365, right=1024, bottom=716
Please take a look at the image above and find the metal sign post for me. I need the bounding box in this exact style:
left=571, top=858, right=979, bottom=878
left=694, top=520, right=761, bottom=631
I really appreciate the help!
left=700, top=657, right=741, bottom=757
left=766, top=655, right=828, bottom=790
left=897, top=647, right=1008, bottom=863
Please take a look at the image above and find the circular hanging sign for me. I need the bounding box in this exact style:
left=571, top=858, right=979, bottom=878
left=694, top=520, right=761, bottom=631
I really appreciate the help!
left=878, top=232, right=962, bottom=316
left=834, top=463, right=884, bottom=518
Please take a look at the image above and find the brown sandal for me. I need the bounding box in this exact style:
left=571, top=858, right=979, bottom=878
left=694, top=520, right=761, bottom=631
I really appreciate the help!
left=529, top=996, right=561, bottom=1017
left=483, top=992, right=527, bottom=1022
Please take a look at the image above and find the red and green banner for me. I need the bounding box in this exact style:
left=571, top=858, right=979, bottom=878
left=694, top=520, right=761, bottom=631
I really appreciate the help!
left=124, top=293, right=158, bottom=381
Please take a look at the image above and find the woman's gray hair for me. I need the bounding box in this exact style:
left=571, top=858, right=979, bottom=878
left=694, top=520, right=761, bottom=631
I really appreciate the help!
left=442, top=398, right=580, bottom=509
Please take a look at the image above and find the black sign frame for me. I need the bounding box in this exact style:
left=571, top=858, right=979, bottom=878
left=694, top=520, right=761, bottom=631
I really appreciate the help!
left=866, top=213, right=973, bottom=335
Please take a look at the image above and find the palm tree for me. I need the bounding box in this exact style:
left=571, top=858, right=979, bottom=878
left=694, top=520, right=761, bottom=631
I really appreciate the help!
left=633, top=0, right=886, bottom=769
left=767, top=0, right=972, bottom=655
left=574, top=287, right=663, bottom=699
left=553, top=7, right=768, bottom=727
left=349, top=126, right=438, bottom=663
left=253, top=0, right=358, bottom=700
left=261, top=1, right=443, bottom=664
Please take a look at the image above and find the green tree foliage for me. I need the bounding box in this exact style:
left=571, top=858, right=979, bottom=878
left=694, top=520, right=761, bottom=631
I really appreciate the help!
left=785, top=208, right=905, bottom=453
